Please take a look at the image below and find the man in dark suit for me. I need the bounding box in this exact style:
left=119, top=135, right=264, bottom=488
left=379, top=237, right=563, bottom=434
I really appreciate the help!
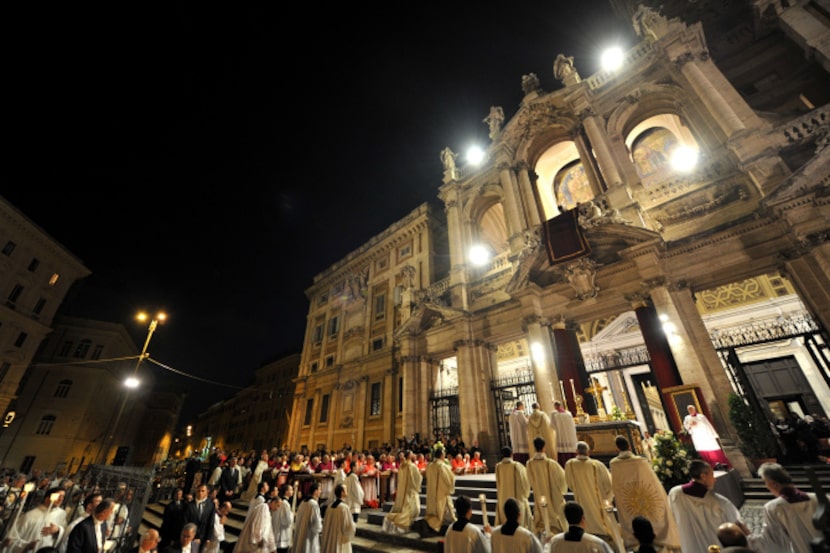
left=162, top=523, right=198, bottom=553
left=159, top=488, right=187, bottom=548
left=184, top=485, right=214, bottom=549
left=66, top=498, right=116, bottom=553
left=183, top=454, right=203, bottom=495
left=217, top=457, right=241, bottom=502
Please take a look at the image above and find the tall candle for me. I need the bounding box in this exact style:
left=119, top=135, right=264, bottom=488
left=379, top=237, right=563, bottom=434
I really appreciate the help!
left=478, top=493, right=488, bottom=527
left=570, top=379, right=576, bottom=399
left=559, top=380, right=566, bottom=404
left=539, top=495, right=550, bottom=536
left=292, top=481, right=299, bottom=512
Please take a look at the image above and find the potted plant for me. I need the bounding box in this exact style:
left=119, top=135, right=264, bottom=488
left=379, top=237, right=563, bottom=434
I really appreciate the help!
left=727, top=392, right=779, bottom=471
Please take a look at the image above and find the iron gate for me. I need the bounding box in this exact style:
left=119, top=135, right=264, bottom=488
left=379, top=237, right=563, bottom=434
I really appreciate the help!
left=430, top=386, right=460, bottom=439
left=491, top=369, right=537, bottom=449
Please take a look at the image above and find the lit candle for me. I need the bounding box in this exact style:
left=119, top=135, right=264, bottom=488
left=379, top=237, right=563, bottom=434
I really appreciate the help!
left=570, top=379, right=576, bottom=400
left=292, top=480, right=299, bottom=512
left=539, top=495, right=550, bottom=537
left=478, top=493, right=488, bottom=527
left=559, top=380, right=566, bottom=404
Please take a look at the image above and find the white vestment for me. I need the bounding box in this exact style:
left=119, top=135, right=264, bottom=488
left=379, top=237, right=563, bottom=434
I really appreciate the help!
left=525, top=453, right=568, bottom=534
left=443, top=521, right=491, bottom=553
left=241, top=461, right=269, bottom=502
left=320, top=501, right=355, bottom=553
left=749, top=493, right=822, bottom=553
left=491, top=525, right=542, bottom=553
left=508, top=409, right=530, bottom=455
left=271, top=499, right=294, bottom=551
left=526, top=409, right=557, bottom=461
left=667, top=484, right=742, bottom=553
left=494, top=459, right=532, bottom=530
left=550, top=411, right=578, bottom=456
left=549, top=531, right=614, bottom=553
left=3, top=505, right=67, bottom=553
left=57, top=514, right=87, bottom=553
left=608, top=451, right=680, bottom=551
left=564, top=456, right=625, bottom=553
left=424, top=459, right=456, bottom=532
left=289, top=499, right=322, bottom=553
left=344, top=473, right=363, bottom=517
left=203, top=511, right=224, bottom=553
left=234, top=501, right=275, bottom=553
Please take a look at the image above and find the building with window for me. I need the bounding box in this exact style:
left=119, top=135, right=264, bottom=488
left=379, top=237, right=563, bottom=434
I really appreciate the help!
left=0, top=195, right=91, bottom=418
left=0, top=316, right=183, bottom=473
left=287, top=2, right=829, bottom=473
left=189, top=352, right=300, bottom=456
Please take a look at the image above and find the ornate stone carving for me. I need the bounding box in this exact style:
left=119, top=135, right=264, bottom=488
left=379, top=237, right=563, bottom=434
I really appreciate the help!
left=521, top=73, right=541, bottom=95
left=632, top=5, right=671, bottom=41
left=554, top=54, right=581, bottom=86
left=563, top=257, right=599, bottom=300
left=484, top=106, right=505, bottom=141
left=440, top=147, right=458, bottom=180
left=577, top=199, right=629, bottom=229
left=641, top=277, right=667, bottom=290
left=399, top=264, right=416, bottom=289
left=346, top=268, right=368, bottom=300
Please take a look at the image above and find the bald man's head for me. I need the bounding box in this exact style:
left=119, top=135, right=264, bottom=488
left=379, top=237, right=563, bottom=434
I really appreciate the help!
left=140, top=529, right=161, bottom=551
left=717, top=522, right=748, bottom=547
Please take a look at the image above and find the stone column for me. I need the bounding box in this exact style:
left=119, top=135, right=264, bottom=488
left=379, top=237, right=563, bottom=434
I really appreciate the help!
left=383, top=367, right=396, bottom=445
left=455, top=331, right=500, bottom=457
left=783, top=240, right=830, bottom=334
left=307, top=387, right=322, bottom=450
left=675, top=56, right=747, bottom=137
left=516, top=162, right=542, bottom=227
left=524, top=316, right=557, bottom=413
left=497, top=161, right=527, bottom=251
left=572, top=126, right=605, bottom=197
left=551, top=318, right=596, bottom=414
left=439, top=186, right=470, bottom=310
left=355, top=376, right=368, bottom=450
left=581, top=113, right=623, bottom=188
left=326, top=383, right=342, bottom=448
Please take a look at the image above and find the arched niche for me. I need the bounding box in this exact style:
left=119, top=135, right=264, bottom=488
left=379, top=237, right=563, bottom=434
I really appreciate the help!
left=534, top=140, right=582, bottom=217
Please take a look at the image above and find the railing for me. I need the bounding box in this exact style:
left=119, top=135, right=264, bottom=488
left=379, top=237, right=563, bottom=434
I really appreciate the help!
left=586, top=41, right=653, bottom=90
left=710, top=313, right=820, bottom=348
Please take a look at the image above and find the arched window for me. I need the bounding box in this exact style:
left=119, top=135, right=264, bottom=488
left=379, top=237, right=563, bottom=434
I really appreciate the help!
left=54, top=379, right=72, bottom=399
left=36, top=415, right=56, bottom=435
left=73, top=339, right=92, bottom=359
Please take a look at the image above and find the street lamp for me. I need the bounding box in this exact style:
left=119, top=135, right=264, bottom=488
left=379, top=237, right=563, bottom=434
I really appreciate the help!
left=98, top=311, right=166, bottom=464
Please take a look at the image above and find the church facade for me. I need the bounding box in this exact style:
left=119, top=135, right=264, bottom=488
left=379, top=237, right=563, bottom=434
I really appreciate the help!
left=287, top=3, right=829, bottom=473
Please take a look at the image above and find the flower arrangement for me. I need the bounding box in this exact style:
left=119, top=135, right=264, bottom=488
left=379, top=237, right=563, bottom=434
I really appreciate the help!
left=610, top=405, right=625, bottom=421
left=651, top=429, right=693, bottom=491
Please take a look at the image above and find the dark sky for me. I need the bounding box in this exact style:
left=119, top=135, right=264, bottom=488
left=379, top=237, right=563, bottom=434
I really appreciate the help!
left=5, top=2, right=637, bottom=424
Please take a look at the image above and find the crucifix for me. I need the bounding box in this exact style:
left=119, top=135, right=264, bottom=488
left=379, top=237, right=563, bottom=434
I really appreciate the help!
left=584, top=377, right=608, bottom=420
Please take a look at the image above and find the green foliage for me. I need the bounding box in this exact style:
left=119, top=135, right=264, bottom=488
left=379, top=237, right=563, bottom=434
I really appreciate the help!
left=609, top=405, right=625, bottom=421
left=651, top=429, right=693, bottom=491
left=727, top=392, right=779, bottom=459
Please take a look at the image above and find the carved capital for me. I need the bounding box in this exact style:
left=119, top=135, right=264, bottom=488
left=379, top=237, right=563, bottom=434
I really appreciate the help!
left=641, top=277, right=667, bottom=290
left=667, top=279, right=690, bottom=292
left=625, top=290, right=651, bottom=309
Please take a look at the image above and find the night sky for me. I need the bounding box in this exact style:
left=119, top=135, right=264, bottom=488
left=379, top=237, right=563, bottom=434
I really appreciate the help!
left=5, top=2, right=638, bottom=423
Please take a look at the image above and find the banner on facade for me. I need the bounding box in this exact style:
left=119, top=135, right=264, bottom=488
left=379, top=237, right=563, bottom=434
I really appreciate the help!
left=543, top=206, right=591, bottom=265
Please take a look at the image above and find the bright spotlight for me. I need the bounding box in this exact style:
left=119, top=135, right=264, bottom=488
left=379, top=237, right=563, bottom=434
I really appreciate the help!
left=531, top=342, right=545, bottom=364
left=466, top=146, right=486, bottom=165
left=468, top=245, right=491, bottom=266
left=671, top=146, right=698, bottom=172
left=601, top=47, right=624, bottom=72
left=124, top=377, right=140, bottom=389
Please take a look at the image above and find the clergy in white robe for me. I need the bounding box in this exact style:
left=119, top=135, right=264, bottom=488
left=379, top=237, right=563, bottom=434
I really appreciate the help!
left=290, top=484, right=322, bottom=553
left=271, top=484, right=294, bottom=553
left=683, top=405, right=730, bottom=468
left=320, top=485, right=355, bottom=553
left=382, top=452, right=422, bottom=534
left=494, top=447, right=532, bottom=531
left=424, top=447, right=456, bottom=533
left=443, top=495, right=491, bottom=553
left=550, top=401, right=578, bottom=466
left=748, top=462, right=822, bottom=553
left=564, top=442, right=625, bottom=553
left=526, top=404, right=557, bottom=463
left=508, top=403, right=530, bottom=463
left=242, top=452, right=271, bottom=502
left=608, top=436, right=680, bottom=552
left=525, top=437, right=568, bottom=535
left=667, top=459, right=746, bottom=553
left=233, top=499, right=276, bottom=553
left=491, top=498, right=541, bottom=553
left=2, top=488, right=67, bottom=553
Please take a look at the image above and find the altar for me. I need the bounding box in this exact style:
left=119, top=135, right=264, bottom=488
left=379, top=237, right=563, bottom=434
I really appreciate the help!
left=575, top=420, right=644, bottom=462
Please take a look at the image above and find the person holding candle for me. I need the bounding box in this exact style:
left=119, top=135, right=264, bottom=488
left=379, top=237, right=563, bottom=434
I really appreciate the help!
left=2, top=488, right=66, bottom=553
left=491, top=498, right=541, bottom=553
left=526, top=437, right=568, bottom=537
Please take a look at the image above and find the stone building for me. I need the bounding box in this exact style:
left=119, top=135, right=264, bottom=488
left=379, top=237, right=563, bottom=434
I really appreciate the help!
left=287, top=3, right=829, bottom=472
left=0, top=316, right=183, bottom=473
left=0, top=195, right=91, bottom=418
left=191, top=352, right=300, bottom=456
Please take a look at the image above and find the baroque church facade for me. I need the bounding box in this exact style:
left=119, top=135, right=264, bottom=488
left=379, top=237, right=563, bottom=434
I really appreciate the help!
left=287, top=2, right=830, bottom=474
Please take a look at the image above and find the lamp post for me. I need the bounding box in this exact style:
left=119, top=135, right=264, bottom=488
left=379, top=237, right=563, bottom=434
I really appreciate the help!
left=98, top=311, right=166, bottom=465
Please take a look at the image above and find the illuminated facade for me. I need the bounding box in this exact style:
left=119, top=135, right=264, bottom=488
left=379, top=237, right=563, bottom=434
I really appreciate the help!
left=289, top=4, right=829, bottom=474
